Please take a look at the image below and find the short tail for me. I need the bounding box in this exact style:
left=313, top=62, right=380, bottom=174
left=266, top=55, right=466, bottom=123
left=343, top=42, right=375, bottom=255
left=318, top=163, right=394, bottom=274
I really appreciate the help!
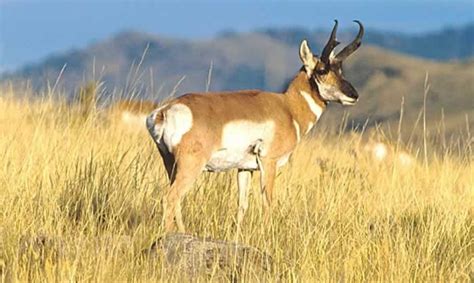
left=146, top=106, right=166, bottom=143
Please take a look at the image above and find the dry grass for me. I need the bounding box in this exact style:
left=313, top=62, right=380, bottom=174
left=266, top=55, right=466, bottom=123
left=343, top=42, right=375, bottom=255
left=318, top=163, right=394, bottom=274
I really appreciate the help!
left=0, top=89, right=472, bottom=282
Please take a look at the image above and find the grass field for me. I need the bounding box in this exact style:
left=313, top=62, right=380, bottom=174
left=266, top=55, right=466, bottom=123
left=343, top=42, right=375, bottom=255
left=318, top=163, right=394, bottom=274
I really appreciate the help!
left=0, top=88, right=472, bottom=282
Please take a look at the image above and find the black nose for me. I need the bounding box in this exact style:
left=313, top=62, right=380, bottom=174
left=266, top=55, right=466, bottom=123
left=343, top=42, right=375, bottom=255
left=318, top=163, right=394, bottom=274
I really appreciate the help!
left=342, top=81, right=358, bottom=99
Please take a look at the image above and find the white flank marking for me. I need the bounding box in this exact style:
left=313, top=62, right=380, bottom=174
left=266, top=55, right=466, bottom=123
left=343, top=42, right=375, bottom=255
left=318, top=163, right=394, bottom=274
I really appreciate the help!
left=161, top=103, right=193, bottom=152
left=221, top=120, right=275, bottom=156
left=293, top=120, right=301, bottom=142
left=206, top=120, right=275, bottom=171
left=300, top=91, right=323, bottom=121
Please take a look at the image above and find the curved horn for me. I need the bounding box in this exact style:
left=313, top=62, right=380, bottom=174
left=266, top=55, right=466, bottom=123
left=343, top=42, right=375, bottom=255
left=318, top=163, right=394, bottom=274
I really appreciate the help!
left=334, top=20, right=364, bottom=62
left=320, top=20, right=340, bottom=64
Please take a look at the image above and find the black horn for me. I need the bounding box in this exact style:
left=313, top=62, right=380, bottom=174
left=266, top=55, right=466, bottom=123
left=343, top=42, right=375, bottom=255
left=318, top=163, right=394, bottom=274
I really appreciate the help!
left=334, top=20, right=364, bottom=62
left=320, top=20, right=340, bottom=64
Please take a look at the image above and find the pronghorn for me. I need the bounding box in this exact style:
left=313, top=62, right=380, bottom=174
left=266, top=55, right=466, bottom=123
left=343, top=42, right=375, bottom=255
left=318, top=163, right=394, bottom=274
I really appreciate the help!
left=146, top=20, right=364, bottom=233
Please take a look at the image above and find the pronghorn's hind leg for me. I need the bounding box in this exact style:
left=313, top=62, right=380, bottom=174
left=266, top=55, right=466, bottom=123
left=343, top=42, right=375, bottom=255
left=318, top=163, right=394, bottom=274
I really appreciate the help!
left=163, top=152, right=207, bottom=233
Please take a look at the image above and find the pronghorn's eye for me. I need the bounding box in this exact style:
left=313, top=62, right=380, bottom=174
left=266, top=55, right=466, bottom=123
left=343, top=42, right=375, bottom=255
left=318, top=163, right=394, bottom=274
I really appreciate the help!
left=315, top=67, right=328, bottom=76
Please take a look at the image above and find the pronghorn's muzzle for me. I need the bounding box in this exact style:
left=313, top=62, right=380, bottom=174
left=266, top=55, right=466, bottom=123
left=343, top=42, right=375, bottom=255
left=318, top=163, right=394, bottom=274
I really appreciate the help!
left=339, top=80, right=359, bottom=105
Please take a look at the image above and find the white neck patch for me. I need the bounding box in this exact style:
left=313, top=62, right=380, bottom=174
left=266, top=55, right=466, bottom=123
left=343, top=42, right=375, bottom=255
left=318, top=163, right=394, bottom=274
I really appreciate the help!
left=300, top=91, right=324, bottom=121
left=292, top=120, right=301, bottom=142
left=306, top=122, right=314, bottom=134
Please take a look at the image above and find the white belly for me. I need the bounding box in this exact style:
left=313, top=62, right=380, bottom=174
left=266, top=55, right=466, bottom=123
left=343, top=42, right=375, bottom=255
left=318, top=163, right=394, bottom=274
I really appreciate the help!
left=205, top=120, right=275, bottom=172
left=205, top=149, right=258, bottom=172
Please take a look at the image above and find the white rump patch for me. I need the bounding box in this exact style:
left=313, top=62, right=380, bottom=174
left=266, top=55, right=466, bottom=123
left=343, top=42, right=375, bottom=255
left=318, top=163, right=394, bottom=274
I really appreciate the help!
left=205, top=120, right=275, bottom=172
left=300, top=91, right=323, bottom=121
left=158, top=103, right=193, bottom=152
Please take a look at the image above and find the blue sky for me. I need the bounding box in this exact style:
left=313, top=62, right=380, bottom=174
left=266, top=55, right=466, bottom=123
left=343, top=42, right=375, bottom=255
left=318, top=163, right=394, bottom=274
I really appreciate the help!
left=1, top=0, right=473, bottom=71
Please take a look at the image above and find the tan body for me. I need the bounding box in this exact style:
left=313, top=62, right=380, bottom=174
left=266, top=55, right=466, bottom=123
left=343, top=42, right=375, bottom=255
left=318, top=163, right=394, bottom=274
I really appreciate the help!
left=146, top=20, right=364, bottom=233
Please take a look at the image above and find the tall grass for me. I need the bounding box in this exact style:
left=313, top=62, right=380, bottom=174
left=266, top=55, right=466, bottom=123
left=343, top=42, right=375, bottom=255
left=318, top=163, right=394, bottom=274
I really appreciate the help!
left=0, top=88, right=472, bottom=282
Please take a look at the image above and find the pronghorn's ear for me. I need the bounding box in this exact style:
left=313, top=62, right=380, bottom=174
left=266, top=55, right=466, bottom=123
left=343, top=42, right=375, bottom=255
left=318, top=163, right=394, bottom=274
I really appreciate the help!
left=299, top=40, right=316, bottom=75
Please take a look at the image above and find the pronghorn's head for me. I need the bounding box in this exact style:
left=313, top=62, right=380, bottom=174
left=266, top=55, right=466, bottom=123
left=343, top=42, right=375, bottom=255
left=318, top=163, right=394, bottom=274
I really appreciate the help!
left=299, top=20, right=364, bottom=106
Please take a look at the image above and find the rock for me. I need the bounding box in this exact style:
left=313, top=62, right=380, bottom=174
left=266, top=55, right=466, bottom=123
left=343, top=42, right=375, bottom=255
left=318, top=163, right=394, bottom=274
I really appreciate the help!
left=148, top=233, right=273, bottom=280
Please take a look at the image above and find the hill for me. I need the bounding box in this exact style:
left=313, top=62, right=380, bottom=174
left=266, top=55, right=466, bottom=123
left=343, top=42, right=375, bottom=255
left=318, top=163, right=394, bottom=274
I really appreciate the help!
left=1, top=26, right=473, bottom=136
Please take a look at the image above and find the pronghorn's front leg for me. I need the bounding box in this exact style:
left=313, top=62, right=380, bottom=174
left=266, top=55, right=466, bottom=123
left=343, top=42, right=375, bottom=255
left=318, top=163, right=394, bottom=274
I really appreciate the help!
left=236, top=170, right=252, bottom=235
left=260, top=159, right=277, bottom=222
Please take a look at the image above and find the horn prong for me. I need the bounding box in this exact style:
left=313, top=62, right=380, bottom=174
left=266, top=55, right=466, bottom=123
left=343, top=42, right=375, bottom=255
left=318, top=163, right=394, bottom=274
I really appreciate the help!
left=334, top=20, right=364, bottom=62
left=320, top=20, right=340, bottom=64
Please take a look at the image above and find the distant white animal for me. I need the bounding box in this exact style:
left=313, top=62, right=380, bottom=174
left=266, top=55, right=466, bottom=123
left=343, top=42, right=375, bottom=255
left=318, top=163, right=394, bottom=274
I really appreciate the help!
left=108, top=100, right=159, bottom=130
left=360, top=140, right=416, bottom=168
